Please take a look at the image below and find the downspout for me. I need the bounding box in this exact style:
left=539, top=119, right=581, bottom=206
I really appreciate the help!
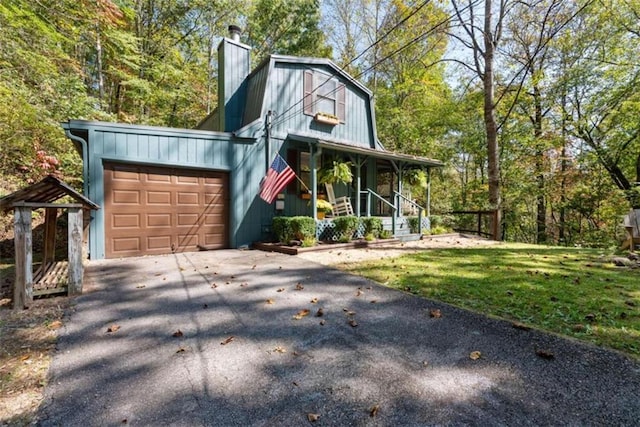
left=265, top=110, right=273, bottom=173
left=65, top=128, right=89, bottom=198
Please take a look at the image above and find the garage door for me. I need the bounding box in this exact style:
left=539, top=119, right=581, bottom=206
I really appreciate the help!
left=104, top=163, right=229, bottom=258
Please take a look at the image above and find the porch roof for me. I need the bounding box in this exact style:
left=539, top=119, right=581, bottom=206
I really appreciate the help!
left=287, top=133, right=444, bottom=168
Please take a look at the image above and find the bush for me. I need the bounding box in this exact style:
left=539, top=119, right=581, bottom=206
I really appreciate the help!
left=360, top=217, right=382, bottom=238
left=332, top=216, right=359, bottom=241
left=272, top=217, right=294, bottom=243
left=407, top=216, right=420, bottom=234
left=290, top=216, right=316, bottom=240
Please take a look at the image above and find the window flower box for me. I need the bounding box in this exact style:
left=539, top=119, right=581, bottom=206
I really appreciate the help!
left=314, top=112, right=340, bottom=125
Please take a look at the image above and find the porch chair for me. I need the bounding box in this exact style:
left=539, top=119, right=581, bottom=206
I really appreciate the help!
left=622, top=208, right=640, bottom=250
left=325, top=183, right=354, bottom=216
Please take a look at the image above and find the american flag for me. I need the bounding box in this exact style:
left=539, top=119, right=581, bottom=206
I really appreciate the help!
left=259, top=154, right=295, bottom=203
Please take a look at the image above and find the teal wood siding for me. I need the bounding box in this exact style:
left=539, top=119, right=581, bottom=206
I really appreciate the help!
left=268, top=63, right=376, bottom=149
left=63, top=120, right=263, bottom=259
left=244, top=64, right=269, bottom=125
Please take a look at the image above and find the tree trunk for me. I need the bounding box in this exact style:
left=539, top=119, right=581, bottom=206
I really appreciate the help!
left=533, top=83, right=546, bottom=243
left=484, top=0, right=502, bottom=239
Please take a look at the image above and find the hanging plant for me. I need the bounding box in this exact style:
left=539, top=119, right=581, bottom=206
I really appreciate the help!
left=319, top=160, right=353, bottom=185
left=405, top=169, right=427, bottom=189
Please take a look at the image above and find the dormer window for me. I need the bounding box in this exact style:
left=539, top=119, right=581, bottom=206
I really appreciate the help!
left=303, top=70, right=346, bottom=123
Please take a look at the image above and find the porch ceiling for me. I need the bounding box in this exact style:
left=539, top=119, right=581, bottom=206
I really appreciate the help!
left=287, top=133, right=444, bottom=168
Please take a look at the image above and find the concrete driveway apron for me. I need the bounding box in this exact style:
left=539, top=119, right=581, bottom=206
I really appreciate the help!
left=38, top=249, right=640, bottom=426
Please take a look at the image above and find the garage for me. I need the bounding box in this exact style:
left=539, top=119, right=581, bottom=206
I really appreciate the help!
left=104, top=162, right=229, bottom=258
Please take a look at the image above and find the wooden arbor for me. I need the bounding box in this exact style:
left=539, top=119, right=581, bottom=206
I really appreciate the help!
left=0, top=176, right=99, bottom=310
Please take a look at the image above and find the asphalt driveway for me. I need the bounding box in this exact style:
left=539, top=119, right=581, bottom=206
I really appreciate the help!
left=38, top=249, right=640, bottom=426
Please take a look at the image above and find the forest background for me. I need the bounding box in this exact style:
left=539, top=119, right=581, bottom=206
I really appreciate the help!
left=1, top=0, right=639, bottom=248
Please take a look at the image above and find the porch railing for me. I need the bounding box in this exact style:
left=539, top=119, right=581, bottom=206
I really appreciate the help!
left=361, top=189, right=397, bottom=235
left=394, top=191, right=424, bottom=235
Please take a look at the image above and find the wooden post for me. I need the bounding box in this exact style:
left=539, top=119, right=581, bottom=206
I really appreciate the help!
left=14, top=207, right=33, bottom=310
left=43, top=207, right=57, bottom=265
left=67, top=207, right=83, bottom=295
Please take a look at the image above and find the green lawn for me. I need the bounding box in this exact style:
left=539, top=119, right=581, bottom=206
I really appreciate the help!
left=341, top=243, right=640, bottom=359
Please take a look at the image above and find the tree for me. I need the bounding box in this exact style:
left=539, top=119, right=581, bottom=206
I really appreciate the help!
left=246, top=0, right=331, bottom=62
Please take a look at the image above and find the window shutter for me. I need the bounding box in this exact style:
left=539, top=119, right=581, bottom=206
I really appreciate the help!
left=337, top=84, right=346, bottom=122
left=303, top=71, right=314, bottom=115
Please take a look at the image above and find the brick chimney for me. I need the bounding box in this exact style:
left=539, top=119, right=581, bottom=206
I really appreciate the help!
left=218, top=25, right=251, bottom=132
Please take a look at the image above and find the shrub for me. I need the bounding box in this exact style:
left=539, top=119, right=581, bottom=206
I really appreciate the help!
left=407, top=216, right=420, bottom=234
left=290, top=216, right=316, bottom=240
left=360, top=217, right=382, bottom=238
left=380, top=229, right=393, bottom=239
left=272, top=217, right=294, bottom=243
left=332, top=216, right=359, bottom=241
left=301, top=236, right=317, bottom=247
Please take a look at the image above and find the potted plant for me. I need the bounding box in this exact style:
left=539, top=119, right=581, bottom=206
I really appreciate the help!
left=316, top=199, right=333, bottom=219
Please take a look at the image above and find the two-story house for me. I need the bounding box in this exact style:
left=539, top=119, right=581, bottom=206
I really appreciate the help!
left=62, top=26, right=443, bottom=260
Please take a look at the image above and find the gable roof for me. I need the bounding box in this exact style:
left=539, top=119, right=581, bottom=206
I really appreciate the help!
left=0, top=175, right=100, bottom=213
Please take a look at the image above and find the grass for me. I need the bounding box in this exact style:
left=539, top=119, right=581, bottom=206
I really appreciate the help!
left=341, top=243, right=640, bottom=359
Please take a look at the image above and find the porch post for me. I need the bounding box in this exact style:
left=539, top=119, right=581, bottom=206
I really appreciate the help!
left=426, top=167, right=431, bottom=218
left=396, top=164, right=403, bottom=218
left=354, top=155, right=361, bottom=217
left=310, top=144, right=319, bottom=221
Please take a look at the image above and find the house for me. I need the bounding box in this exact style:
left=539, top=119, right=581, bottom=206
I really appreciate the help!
left=62, top=26, right=443, bottom=260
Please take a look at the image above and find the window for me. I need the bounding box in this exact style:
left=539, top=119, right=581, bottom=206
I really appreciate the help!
left=303, top=70, right=346, bottom=122
left=286, top=149, right=311, bottom=194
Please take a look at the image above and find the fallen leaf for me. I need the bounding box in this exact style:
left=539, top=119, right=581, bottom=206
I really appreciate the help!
left=348, top=319, right=358, bottom=327
left=277, top=288, right=285, bottom=292
left=176, top=347, right=186, bottom=353
left=346, top=311, right=356, bottom=316
left=172, top=330, right=183, bottom=338
left=512, top=322, right=531, bottom=331
left=536, top=349, right=555, bottom=359
left=136, top=284, right=146, bottom=289
left=370, top=404, right=380, bottom=417
left=315, top=308, right=324, bottom=317
left=295, top=283, right=304, bottom=290
left=370, top=300, right=377, bottom=304
left=273, top=346, right=287, bottom=353
left=240, top=283, right=248, bottom=287
left=266, top=299, right=275, bottom=305
left=292, top=381, right=299, bottom=386
left=230, top=275, right=236, bottom=279
left=293, top=309, right=310, bottom=320
left=310, top=297, right=318, bottom=303
left=20, top=354, right=30, bottom=361
left=252, top=264, right=257, bottom=269
left=429, top=309, right=442, bottom=318
left=211, top=283, right=218, bottom=288
left=106, top=324, right=120, bottom=333
left=356, top=290, right=363, bottom=297
left=48, top=320, right=63, bottom=330
left=220, top=336, right=235, bottom=345
left=469, top=351, right=481, bottom=360
left=203, top=304, right=208, bottom=309
left=319, top=320, right=326, bottom=326
left=307, top=413, right=320, bottom=422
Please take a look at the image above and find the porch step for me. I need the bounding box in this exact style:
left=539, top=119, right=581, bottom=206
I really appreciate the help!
left=381, top=216, right=412, bottom=238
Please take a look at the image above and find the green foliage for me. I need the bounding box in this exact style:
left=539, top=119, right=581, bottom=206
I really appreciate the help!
left=360, top=217, right=383, bottom=238
left=246, top=0, right=332, bottom=62
left=379, top=229, right=393, bottom=239
left=407, top=217, right=421, bottom=234
left=331, top=216, right=359, bottom=241
left=301, top=236, right=317, bottom=247
left=272, top=217, right=295, bottom=243
left=290, top=216, right=316, bottom=241
left=319, top=160, right=353, bottom=184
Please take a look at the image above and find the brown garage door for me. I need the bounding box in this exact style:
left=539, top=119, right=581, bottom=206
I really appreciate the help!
left=104, top=163, right=228, bottom=258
